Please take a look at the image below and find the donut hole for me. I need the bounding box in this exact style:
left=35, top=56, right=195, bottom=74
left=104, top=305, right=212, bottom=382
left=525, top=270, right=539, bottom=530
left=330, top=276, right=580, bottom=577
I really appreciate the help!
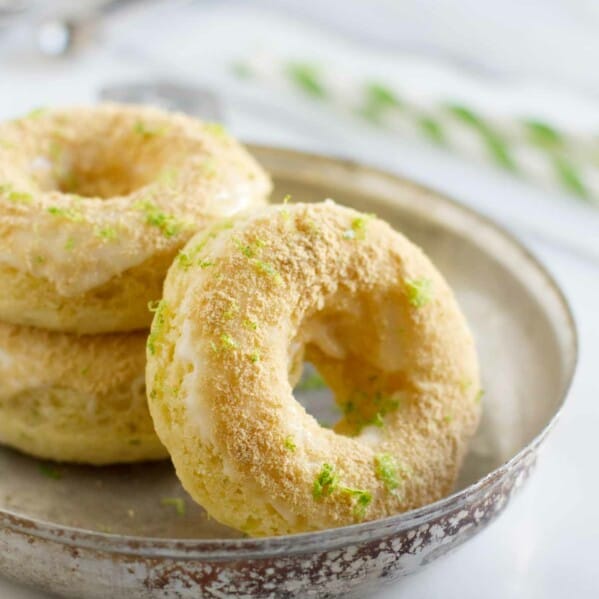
left=293, top=362, right=337, bottom=428
left=292, top=292, right=411, bottom=437
left=29, top=118, right=187, bottom=199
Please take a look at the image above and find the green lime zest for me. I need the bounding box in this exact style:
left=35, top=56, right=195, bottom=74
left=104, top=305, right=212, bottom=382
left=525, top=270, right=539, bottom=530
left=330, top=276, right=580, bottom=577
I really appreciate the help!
left=243, top=318, right=258, bottom=331
left=252, top=259, right=282, bottom=284
left=223, top=300, right=239, bottom=320
left=134, top=199, right=185, bottom=238
left=133, top=120, right=168, bottom=137
left=284, top=436, right=297, bottom=451
left=343, top=214, right=375, bottom=240
left=1, top=185, right=33, bottom=204
left=161, top=497, right=186, bottom=516
left=220, top=333, right=238, bottom=350
left=313, top=463, right=339, bottom=499
left=374, top=453, right=401, bottom=491
left=147, top=300, right=167, bottom=355
left=475, top=389, right=485, bottom=403
left=405, top=277, right=432, bottom=308
left=249, top=351, right=260, bottom=363
left=205, top=122, right=228, bottom=138
left=39, top=463, right=61, bottom=480
left=47, top=205, right=84, bottom=222
left=341, top=487, right=372, bottom=519
left=94, top=226, right=118, bottom=241
left=64, top=237, right=75, bottom=251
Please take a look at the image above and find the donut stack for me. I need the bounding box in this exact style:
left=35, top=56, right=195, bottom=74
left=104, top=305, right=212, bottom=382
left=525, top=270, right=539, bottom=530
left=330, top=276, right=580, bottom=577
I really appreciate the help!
left=0, top=104, right=271, bottom=464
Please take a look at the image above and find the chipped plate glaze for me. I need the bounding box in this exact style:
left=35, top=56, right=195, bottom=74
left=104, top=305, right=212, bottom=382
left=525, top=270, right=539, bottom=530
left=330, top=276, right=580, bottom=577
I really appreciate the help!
left=0, top=147, right=577, bottom=598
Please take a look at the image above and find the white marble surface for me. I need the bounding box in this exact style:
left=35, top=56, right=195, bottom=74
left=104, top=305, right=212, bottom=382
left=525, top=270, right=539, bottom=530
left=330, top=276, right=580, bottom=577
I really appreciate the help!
left=0, top=2, right=597, bottom=597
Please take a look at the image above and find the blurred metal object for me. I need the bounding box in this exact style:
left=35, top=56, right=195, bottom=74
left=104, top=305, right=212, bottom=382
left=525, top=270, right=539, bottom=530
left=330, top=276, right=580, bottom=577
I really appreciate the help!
left=100, top=80, right=223, bottom=120
left=34, top=0, right=143, bottom=57
left=0, top=0, right=29, bottom=28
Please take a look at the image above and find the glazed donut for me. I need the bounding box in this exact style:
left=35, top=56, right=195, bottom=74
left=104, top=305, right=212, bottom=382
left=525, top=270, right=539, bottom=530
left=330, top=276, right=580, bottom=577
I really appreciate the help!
left=0, top=322, right=166, bottom=464
left=0, top=104, right=271, bottom=333
left=146, top=200, right=481, bottom=536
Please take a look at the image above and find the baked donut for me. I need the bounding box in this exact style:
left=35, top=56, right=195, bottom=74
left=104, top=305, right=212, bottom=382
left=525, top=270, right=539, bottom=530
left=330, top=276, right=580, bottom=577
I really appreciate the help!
left=0, top=322, right=166, bottom=464
left=0, top=104, right=271, bottom=333
left=147, top=200, right=481, bottom=536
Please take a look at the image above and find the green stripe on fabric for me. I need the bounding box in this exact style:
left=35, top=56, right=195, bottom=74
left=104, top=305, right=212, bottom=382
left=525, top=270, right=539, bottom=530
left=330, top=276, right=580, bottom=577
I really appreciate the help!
left=448, top=104, right=516, bottom=170
left=418, top=116, right=445, bottom=145
left=553, top=156, right=589, bottom=199
left=286, top=63, right=326, bottom=98
left=481, top=131, right=516, bottom=171
left=365, top=83, right=402, bottom=109
left=526, top=120, right=563, bottom=148
left=448, top=104, right=483, bottom=127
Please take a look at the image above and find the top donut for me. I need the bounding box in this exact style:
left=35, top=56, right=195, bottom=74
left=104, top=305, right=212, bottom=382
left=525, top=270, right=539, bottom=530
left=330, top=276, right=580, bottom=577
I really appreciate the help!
left=0, top=104, right=271, bottom=333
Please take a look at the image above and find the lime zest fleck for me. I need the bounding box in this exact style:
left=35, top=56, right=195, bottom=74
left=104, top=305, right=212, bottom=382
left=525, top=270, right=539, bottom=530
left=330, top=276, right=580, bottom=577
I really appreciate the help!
left=147, top=300, right=167, bottom=355
left=243, top=318, right=258, bottom=331
left=220, top=333, right=238, bottom=350
left=94, top=225, right=118, bottom=241
left=64, top=236, right=75, bottom=251
left=161, top=497, right=186, bottom=516
left=147, top=300, right=161, bottom=313
left=475, top=389, right=485, bottom=403
left=343, top=214, right=375, bottom=241
left=252, top=259, right=282, bottom=284
left=313, top=463, right=338, bottom=499
left=39, top=463, right=61, bottom=480
left=205, top=122, right=228, bottom=138
left=1, top=186, right=33, bottom=204
left=133, top=120, right=168, bottom=137
left=374, top=453, right=401, bottom=491
left=47, top=205, right=84, bottom=222
left=443, top=414, right=453, bottom=424
left=134, top=199, right=185, bottom=238
left=284, top=436, right=297, bottom=451
left=405, top=277, right=432, bottom=308
left=249, top=351, right=261, bottom=363
left=341, top=487, right=372, bottom=519
left=223, top=300, right=239, bottom=320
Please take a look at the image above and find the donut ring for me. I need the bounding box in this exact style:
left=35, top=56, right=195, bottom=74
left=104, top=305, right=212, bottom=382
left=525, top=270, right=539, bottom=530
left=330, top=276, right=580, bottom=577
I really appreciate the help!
left=147, top=201, right=481, bottom=536
left=0, top=322, right=166, bottom=464
left=0, top=104, right=271, bottom=333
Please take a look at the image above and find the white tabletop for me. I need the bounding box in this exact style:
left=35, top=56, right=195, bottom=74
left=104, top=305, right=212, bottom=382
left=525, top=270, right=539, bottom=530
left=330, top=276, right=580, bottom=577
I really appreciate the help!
left=0, top=2, right=597, bottom=597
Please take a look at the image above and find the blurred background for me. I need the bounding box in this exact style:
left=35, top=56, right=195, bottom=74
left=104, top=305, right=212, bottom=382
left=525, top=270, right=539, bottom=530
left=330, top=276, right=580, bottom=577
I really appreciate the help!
left=1, top=0, right=599, bottom=260
left=0, top=1, right=597, bottom=598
